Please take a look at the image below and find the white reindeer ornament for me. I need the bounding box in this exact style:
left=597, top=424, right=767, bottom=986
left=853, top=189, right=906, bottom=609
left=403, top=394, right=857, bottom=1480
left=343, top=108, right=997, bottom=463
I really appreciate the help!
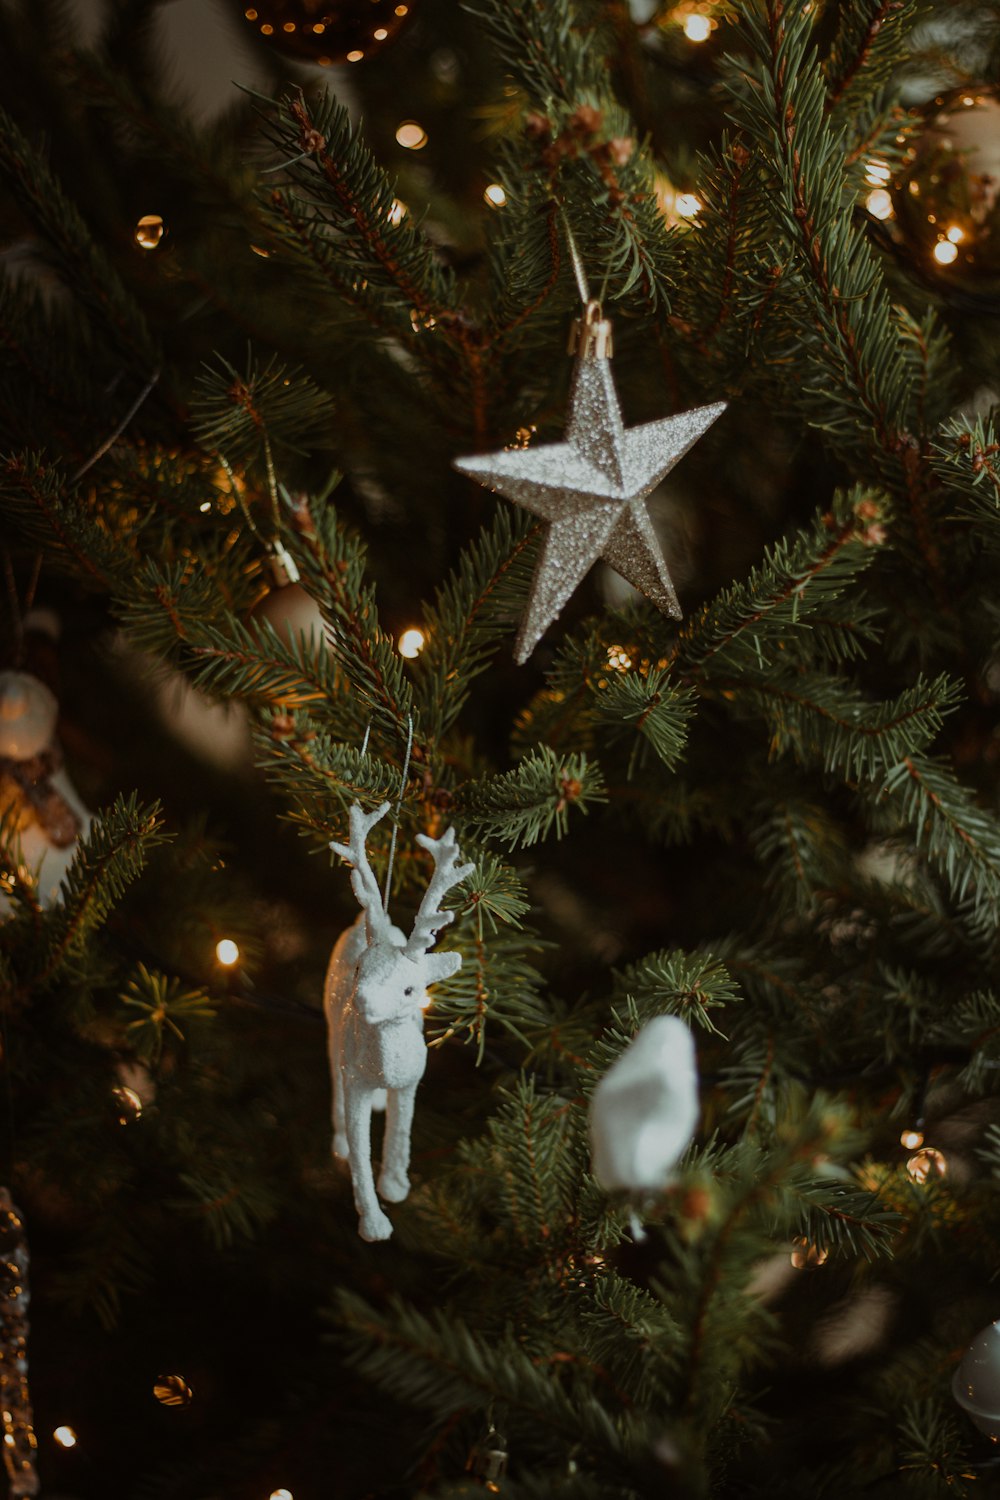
left=324, top=802, right=473, bottom=1242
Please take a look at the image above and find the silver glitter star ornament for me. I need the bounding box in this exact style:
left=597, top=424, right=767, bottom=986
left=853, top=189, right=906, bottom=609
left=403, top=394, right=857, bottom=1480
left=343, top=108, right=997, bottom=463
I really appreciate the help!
left=454, top=302, right=726, bottom=663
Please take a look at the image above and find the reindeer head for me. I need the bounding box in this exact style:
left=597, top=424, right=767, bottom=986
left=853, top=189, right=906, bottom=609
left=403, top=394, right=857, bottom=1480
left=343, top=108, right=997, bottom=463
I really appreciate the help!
left=331, top=802, right=473, bottom=1027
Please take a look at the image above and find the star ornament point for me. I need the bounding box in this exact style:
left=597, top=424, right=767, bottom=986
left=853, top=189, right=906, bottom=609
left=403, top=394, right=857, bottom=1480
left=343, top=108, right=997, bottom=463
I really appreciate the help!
left=454, top=355, right=725, bottom=663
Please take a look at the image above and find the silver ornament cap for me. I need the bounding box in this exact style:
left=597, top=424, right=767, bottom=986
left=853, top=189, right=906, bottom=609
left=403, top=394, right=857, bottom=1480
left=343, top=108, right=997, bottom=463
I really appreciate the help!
left=953, top=1320, right=1000, bottom=1439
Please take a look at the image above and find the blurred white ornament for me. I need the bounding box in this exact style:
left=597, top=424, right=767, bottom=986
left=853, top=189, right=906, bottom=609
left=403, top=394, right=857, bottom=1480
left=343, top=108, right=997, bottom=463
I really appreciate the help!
left=953, top=1320, right=1000, bottom=1439
left=0, top=671, right=91, bottom=911
left=589, top=1015, right=699, bottom=1191
left=251, top=547, right=326, bottom=649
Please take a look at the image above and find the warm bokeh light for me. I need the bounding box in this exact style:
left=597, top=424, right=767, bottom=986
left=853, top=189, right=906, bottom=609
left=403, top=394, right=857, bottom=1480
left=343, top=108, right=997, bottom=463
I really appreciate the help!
left=864, top=160, right=892, bottom=186
left=112, top=1086, right=143, bottom=1123
left=134, top=214, right=164, bottom=250
left=398, top=627, right=426, bottom=659
left=346, top=49, right=364, bottom=62
left=790, top=1237, right=829, bottom=1270
left=907, top=1146, right=947, bottom=1183
left=900, top=1128, right=924, bottom=1150
left=153, top=1374, right=193, bottom=1406
left=395, top=121, right=428, bottom=150
left=607, top=645, right=633, bottom=672
left=483, top=183, right=507, bottom=208
left=675, top=193, right=702, bottom=218
left=683, top=13, right=713, bottom=41
left=53, top=1427, right=77, bottom=1449
left=865, top=188, right=894, bottom=220
left=388, top=199, right=408, bottom=226
left=215, top=938, right=240, bottom=967
left=933, top=239, right=958, bottom=265
left=270, top=1490, right=294, bottom=1500
left=373, top=27, right=388, bottom=40
left=946, top=224, right=965, bottom=243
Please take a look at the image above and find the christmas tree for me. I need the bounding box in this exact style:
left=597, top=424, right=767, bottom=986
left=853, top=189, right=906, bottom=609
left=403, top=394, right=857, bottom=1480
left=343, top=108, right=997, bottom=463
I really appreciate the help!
left=2, top=0, right=1000, bottom=1494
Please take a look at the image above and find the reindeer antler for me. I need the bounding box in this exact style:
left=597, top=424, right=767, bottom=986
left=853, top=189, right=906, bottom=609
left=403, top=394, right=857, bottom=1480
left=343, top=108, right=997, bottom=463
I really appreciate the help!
left=405, top=827, right=475, bottom=958
left=330, top=802, right=393, bottom=939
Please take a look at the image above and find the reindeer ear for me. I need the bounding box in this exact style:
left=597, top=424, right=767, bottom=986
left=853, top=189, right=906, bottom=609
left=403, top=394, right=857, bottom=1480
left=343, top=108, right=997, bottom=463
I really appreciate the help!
left=424, top=950, right=462, bottom=985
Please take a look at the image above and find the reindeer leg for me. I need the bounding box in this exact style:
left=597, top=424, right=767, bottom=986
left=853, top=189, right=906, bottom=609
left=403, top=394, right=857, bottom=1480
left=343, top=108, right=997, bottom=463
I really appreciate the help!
left=345, top=1083, right=393, bottom=1241
left=378, top=1084, right=416, bottom=1203
left=332, top=1057, right=348, bottom=1160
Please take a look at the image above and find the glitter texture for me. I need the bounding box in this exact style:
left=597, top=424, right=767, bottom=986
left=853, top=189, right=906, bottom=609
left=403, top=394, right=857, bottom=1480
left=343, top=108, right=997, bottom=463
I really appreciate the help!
left=455, top=353, right=726, bottom=662
left=0, top=1191, right=38, bottom=1498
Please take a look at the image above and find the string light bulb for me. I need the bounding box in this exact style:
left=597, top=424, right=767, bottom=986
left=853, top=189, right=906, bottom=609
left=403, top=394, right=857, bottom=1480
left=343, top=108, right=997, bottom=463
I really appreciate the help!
left=900, top=1127, right=924, bottom=1150
left=112, top=1085, right=143, bottom=1124
left=682, top=13, right=712, bottom=41
left=906, top=1146, right=947, bottom=1183
left=790, top=1237, right=829, bottom=1270
left=864, top=160, right=892, bottom=187
left=933, top=239, right=958, bottom=265
left=134, top=215, right=165, bottom=250
left=606, top=645, right=633, bottom=672
left=270, top=1490, right=293, bottom=1500
left=387, top=199, right=408, bottom=226
left=946, top=224, right=965, bottom=243
left=215, top=938, right=240, bottom=967
left=53, top=1427, right=77, bottom=1449
left=398, top=627, right=426, bottom=659
left=153, top=1375, right=192, bottom=1407
left=675, top=193, right=702, bottom=218
left=395, top=121, right=428, bottom=150
left=865, top=188, right=894, bottom=220
left=483, top=183, right=507, bottom=208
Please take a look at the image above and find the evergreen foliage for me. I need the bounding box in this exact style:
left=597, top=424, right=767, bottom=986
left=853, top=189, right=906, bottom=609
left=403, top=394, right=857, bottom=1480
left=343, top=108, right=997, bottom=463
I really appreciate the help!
left=1, top=0, right=1000, bottom=1495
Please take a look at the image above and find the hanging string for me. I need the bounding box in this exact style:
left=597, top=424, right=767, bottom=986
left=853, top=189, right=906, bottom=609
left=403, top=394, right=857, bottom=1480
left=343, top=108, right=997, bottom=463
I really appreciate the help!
left=382, top=713, right=413, bottom=910
left=71, top=369, right=160, bottom=484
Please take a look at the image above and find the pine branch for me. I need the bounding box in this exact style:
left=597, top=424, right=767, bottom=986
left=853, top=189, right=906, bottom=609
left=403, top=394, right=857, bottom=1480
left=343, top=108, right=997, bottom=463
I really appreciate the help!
left=822, top=0, right=916, bottom=118
left=0, top=100, right=160, bottom=372
left=458, top=746, right=606, bottom=849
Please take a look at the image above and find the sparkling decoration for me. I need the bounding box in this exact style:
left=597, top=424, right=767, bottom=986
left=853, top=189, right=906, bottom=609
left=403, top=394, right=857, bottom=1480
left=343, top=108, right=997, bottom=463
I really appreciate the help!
left=953, top=1320, right=1000, bottom=1440
left=589, top=1015, right=700, bottom=1192
left=153, top=1374, right=193, bottom=1406
left=0, top=670, right=92, bottom=911
left=324, top=802, right=472, bottom=1240
left=0, top=1191, right=39, bottom=1497
left=134, top=214, right=165, bottom=250
left=888, top=88, right=1000, bottom=281
left=228, top=0, right=419, bottom=65
left=906, top=1146, right=948, bottom=1184
left=454, top=301, right=725, bottom=662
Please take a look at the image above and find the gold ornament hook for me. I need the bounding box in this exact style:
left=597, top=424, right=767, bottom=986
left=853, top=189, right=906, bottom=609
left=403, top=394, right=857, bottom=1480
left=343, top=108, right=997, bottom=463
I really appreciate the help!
left=567, top=299, right=614, bottom=360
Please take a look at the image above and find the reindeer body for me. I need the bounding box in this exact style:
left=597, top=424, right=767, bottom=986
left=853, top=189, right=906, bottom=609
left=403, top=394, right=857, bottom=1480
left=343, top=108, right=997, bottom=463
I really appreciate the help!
left=324, top=803, right=472, bottom=1242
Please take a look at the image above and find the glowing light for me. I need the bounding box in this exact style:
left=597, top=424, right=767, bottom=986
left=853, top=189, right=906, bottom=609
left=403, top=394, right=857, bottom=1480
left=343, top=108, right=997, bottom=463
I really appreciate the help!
left=199, top=500, right=212, bottom=513
left=282, top=20, right=296, bottom=31
left=790, top=1237, right=829, bottom=1270
left=607, top=645, right=633, bottom=672
left=260, top=22, right=273, bottom=33
left=346, top=48, right=364, bottom=61
left=395, top=3, right=408, bottom=12
left=388, top=199, right=408, bottom=226
left=864, top=160, right=892, bottom=186
left=483, top=183, right=507, bottom=208
left=270, top=1491, right=294, bottom=1500
left=250, top=243, right=270, bottom=258
left=946, top=224, right=965, bottom=243
left=312, top=22, right=325, bottom=32
left=373, top=27, right=388, bottom=39
left=683, top=13, right=713, bottom=41
left=398, top=627, right=426, bottom=659
left=112, top=1086, right=143, bottom=1123
left=933, top=239, right=959, bottom=266
left=244, top=7, right=257, bottom=17
left=963, top=95, right=975, bottom=106
left=675, top=193, right=702, bottom=218
left=395, top=121, right=428, bottom=150
left=215, top=938, right=240, bottom=967
left=908, top=180, right=920, bottom=196
left=153, top=1375, right=193, bottom=1406
left=134, top=214, right=164, bottom=250
left=907, top=1146, right=947, bottom=1183
left=53, top=1427, right=77, bottom=1449
left=900, top=1128, right=924, bottom=1150
left=865, top=188, right=894, bottom=220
